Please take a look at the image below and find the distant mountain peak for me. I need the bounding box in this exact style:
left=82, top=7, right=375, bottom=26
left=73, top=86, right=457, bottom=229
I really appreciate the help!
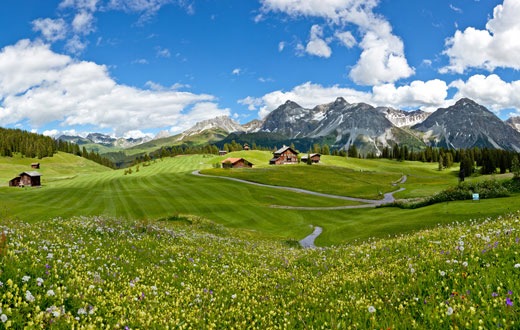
left=334, top=97, right=348, bottom=105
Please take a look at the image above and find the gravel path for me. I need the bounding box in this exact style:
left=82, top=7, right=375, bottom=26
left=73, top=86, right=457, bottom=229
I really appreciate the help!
left=299, top=226, right=323, bottom=249
left=193, top=170, right=407, bottom=208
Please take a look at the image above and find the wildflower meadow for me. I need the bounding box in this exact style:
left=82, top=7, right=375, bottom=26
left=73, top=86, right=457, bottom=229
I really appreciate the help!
left=0, top=212, right=519, bottom=328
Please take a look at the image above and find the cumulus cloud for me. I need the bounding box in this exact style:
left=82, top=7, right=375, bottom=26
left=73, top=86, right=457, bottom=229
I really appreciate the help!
left=305, top=25, right=332, bottom=58
left=32, top=18, right=68, bottom=42
left=240, top=79, right=453, bottom=118
left=232, top=68, right=241, bottom=75
left=450, top=74, right=520, bottom=113
left=350, top=31, right=414, bottom=85
left=259, top=0, right=414, bottom=85
left=442, top=0, right=520, bottom=73
left=0, top=40, right=228, bottom=135
left=239, top=81, right=372, bottom=118
left=372, top=79, right=449, bottom=111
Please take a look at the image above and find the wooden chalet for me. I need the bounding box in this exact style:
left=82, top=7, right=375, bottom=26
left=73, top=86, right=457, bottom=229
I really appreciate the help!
left=9, top=171, right=42, bottom=187
left=31, top=162, right=40, bottom=169
left=269, top=146, right=299, bottom=165
left=243, top=143, right=250, bottom=151
left=301, top=153, right=321, bottom=163
left=221, top=157, right=254, bottom=169
left=219, top=150, right=228, bottom=156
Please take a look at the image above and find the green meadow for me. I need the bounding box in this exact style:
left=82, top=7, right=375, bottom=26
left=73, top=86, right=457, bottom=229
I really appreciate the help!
left=1, top=151, right=520, bottom=328
left=0, top=151, right=518, bottom=246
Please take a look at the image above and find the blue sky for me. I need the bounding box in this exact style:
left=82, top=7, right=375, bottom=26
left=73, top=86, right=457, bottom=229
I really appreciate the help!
left=0, top=0, right=519, bottom=138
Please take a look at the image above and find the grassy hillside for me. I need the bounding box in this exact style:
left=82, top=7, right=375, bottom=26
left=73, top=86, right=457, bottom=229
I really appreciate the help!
left=0, top=152, right=112, bottom=187
left=1, top=152, right=519, bottom=246
left=0, top=213, right=518, bottom=328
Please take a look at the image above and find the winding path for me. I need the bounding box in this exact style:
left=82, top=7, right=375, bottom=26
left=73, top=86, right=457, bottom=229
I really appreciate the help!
left=192, top=171, right=407, bottom=248
left=299, top=226, right=322, bottom=249
left=193, top=170, right=407, bottom=209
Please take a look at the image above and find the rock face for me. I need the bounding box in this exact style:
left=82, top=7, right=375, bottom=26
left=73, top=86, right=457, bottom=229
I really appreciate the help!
left=413, top=98, right=520, bottom=151
left=258, top=97, right=421, bottom=154
left=180, top=116, right=244, bottom=139
left=378, top=107, right=430, bottom=127
left=506, top=116, right=520, bottom=133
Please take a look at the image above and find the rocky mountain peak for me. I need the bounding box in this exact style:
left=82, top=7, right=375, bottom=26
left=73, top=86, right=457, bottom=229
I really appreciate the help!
left=506, top=116, right=520, bottom=133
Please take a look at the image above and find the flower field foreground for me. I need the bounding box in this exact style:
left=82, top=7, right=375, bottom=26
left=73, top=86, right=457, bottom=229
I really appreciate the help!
left=1, top=214, right=519, bottom=329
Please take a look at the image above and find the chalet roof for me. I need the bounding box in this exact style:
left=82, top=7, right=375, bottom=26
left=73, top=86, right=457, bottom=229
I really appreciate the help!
left=221, top=157, right=242, bottom=164
left=221, top=157, right=253, bottom=165
left=20, top=171, right=42, bottom=177
left=273, top=146, right=298, bottom=155
left=302, top=153, right=321, bottom=158
left=31, top=162, right=40, bottom=165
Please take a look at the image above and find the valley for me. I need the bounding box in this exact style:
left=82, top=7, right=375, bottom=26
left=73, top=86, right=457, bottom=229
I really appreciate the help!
left=1, top=150, right=518, bottom=246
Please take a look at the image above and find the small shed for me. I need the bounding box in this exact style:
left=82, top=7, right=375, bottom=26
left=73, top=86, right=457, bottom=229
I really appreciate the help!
left=301, top=153, right=321, bottom=163
left=31, top=163, right=40, bottom=169
left=269, top=145, right=299, bottom=165
left=9, top=176, right=21, bottom=187
left=13, top=171, right=42, bottom=187
left=221, top=158, right=254, bottom=169
left=243, top=143, right=250, bottom=151
left=219, top=150, right=228, bottom=156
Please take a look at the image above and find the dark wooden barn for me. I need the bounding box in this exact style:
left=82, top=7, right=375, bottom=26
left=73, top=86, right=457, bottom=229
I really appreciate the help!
left=9, top=171, right=42, bottom=187
left=301, top=153, right=321, bottom=163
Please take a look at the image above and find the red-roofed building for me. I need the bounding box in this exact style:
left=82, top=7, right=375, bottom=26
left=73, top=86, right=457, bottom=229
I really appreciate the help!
left=221, top=158, right=254, bottom=169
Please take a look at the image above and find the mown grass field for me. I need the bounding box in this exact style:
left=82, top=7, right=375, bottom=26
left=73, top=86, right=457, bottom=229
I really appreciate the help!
left=0, top=151, right=518, bottom=246
left=0, top=214, right=518, bottom=328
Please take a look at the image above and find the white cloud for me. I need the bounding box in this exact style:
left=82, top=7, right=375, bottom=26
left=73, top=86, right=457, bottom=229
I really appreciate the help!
left=60, top=0, right=99, bottom=12
left=278, top=41, right=286, bottom=52
left=32, top=18, right=68, bottom=42
left=372, top=79, right=449, bottom=111
left=442, top=0, right=520, bottom=73
left=156, top=47, right=171, bottom=58
left=133, top=58, right=149, bottom=64
left=450, top=74, right=520, bottom=113
left=232, top=68, right=241, bottom=75
left=0, top=40, right=228, bottom=136
left=42, top=129, right=60, bottom=137
left=239, top=81, right=372, bottom=118
left=240, top=79, right=452, bottom=118
left=72, top=11, right=95, bottom=34
left=259, top=0, right=414, bottom=85
left=123, top=130, right=154, bottom=139
left=349, top=31, right=414, bottom=85
left=335, top=31, right=356, bottom=48
left=305, top=25, right=332, bottom=58
left=449, top=4, right=463, bottom=13
left=65, top=35, right=88, bottom=55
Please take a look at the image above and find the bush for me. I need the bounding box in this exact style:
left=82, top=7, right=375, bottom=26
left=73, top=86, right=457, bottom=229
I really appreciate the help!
left=391, top=179, right=510, bottom=209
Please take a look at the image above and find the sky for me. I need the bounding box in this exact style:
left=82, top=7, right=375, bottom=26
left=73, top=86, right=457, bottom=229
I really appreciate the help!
left=1, top=0, right=520, bottom=139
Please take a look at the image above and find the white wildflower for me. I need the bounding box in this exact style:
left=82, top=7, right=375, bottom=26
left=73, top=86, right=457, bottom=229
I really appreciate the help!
left=447, top=306, right=454, bottom=316
left=0, top=314, right=7, bottom=323
left=368, top=306, right=376, bottom=313
left=25, top=290, right=35, bottom=302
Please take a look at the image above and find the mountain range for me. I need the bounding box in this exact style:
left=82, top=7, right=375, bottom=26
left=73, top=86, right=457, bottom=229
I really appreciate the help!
left=59, top=98, right=520, bottom=156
